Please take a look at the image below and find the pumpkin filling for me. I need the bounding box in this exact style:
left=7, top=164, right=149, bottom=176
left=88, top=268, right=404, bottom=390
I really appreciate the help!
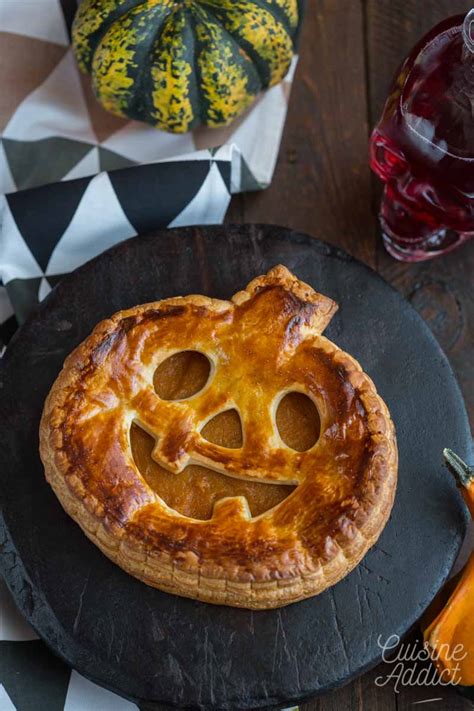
left=132, top=351, right=320, bottom=520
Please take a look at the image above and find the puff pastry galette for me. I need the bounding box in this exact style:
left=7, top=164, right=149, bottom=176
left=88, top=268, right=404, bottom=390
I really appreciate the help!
left=40, top=266, right=397, bottom=609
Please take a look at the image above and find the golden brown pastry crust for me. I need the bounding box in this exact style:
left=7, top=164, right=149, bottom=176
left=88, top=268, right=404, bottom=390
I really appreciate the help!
left=40, top=266, right=398, bottom=609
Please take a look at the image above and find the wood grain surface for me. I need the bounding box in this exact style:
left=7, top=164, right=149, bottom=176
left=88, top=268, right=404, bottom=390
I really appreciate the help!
left=227, top=2, right=473, bottom=709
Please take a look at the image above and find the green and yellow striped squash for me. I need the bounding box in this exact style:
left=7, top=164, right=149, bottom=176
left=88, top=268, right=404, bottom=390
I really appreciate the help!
left=72, top=0, right=301, bottom=133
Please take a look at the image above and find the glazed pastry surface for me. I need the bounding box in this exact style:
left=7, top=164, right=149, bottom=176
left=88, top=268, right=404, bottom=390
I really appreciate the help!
left=40, top=266, right=398, bottom=608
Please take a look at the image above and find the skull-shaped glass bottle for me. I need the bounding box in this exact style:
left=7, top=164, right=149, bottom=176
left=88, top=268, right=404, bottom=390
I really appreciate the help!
left=370, top=10, right=474, bottom=262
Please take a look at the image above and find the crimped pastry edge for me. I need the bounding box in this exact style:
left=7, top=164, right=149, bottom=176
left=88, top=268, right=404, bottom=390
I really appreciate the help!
left=39, top=266, right=398, bottom=609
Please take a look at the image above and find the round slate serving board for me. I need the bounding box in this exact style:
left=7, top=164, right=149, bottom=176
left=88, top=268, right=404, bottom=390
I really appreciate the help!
left=0, top=225, right=471, bottom=710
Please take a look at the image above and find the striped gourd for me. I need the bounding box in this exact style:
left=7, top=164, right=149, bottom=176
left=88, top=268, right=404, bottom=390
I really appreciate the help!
left=72, top=0, right=301, bottom=133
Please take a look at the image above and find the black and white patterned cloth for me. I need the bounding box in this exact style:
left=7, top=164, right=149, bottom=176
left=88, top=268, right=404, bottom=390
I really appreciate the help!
left=0, top=1, right=298, bottom=707
left=0, top=146, right=233, bottom=339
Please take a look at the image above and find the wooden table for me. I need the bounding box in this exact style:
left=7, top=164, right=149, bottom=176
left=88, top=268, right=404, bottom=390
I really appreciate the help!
left=228, top=2, right=473, bottom=709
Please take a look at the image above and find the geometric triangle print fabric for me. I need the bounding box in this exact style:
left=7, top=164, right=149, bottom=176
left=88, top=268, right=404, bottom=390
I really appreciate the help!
left=0, top=151, right=233, bottom=326
left=168, top=162, right=232, bottom=228
left=0, top=32, right=67, bottom=133
left=6, top=177, right=91, bottom=271
left=63, top=146, right=101, bottom=181
left=98, top=147, right=137, bottom=173
left=2, top=137, right=95, bottom=190
left=44, top=172, right=136, bottom=275
left=2, top=49, right=96, bottom=144
left=0, top=196, right=43, bottom=282
left=108, top=159, right=213, bottom=235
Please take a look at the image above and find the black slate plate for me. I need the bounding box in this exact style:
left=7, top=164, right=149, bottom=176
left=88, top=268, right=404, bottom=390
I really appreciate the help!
left=0, top=225, right=471, bottom=710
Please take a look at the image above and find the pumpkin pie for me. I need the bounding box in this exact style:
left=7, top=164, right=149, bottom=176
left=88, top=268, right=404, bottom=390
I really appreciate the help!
left=40, top=266, right=397, bottom=609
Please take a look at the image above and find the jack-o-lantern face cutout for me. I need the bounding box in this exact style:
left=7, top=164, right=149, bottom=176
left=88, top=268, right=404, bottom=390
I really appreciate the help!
left=40, top=266, right=398, bottom=609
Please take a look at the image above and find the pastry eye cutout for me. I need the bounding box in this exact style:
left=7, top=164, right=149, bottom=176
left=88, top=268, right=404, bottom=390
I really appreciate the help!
left=275, top=391, right=320, bottom=452
left=153, top=350, right=212, bottom=401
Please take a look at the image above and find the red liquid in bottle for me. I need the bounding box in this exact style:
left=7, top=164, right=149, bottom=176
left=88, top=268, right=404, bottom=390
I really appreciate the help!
left=370, top=12, right=474, bottom=261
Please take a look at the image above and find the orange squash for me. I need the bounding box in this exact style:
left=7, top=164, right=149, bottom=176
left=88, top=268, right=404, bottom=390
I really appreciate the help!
left=422, top=449, right=474, bottom=695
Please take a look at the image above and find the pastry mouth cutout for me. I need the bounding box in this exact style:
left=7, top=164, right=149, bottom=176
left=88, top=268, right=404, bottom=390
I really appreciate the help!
left=40, top=265, right=398, bottom=609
